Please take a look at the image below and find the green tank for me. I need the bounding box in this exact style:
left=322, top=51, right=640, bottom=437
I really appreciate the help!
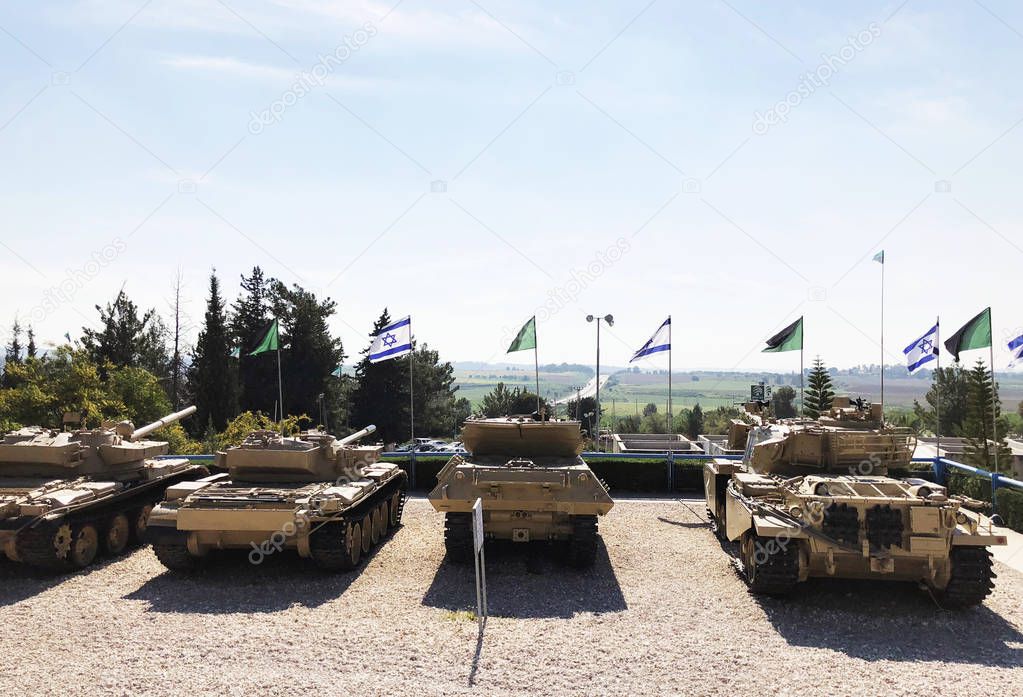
left=0, top=406, right=204, bottom=571
left=427, top=415, right=614, bottom=568
left=705, top=398, right=1007, bottom=607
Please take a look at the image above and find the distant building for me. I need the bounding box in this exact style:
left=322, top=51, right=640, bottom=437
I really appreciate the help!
left=698, top=435, right=744, bottom=457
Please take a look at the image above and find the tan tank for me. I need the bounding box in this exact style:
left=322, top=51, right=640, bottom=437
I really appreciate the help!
left=0, top=406, right=205, bottom=571
left=704, top=397, right=1008, bottom=607
left=427, top=415, right=614, bottom=568
left=146, top=425, right=407, bottom=572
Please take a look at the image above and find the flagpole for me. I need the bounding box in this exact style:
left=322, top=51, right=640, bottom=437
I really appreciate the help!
left=990, top=333, right=999, bottom=473
left=534, top=329, right=541, bottom=416
left=667, top=316, right=672, bottom=434
left=276, top=345, right=284, bottom=424
left=936, top=316, right=942, bottom=458
left=880, top=256, right=885, bottom=419
left=800, top=346, right=805, bottom=418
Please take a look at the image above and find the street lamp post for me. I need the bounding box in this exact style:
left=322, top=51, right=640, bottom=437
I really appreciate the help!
left=586, top=313, right=613, bottom=452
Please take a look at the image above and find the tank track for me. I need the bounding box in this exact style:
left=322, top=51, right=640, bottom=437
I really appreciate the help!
left=14, top=523, right=72, bottom=571
left=444, top=512, right=473, bottom=563
left=390, top=490, right=407, bottom=530
left=567, top=515, right=598, bottom=569
left=153, top=542, right=204, bottom=572
left=935, top=547, right=996, bottom=609
left=742, top=532, right=800, bottom=595
left=309, top=521, right=357, bottom=572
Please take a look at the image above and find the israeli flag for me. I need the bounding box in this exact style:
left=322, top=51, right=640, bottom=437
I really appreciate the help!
left=904, top=324, right=939, bottom=374
left=369, top=316, right=413, bottom=363
left=1009, top=332, right=1023, bottom=368
left=630, top=317, right=671, bottom=362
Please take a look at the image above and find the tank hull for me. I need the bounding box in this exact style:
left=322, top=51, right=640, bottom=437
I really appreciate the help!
left=0, top=459, right=208, bottom=571
left=147, top=462, right=407, bottom=570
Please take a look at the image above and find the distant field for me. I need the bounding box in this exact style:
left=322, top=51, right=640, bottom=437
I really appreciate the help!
left=452, top=366, right=1023, bottom=412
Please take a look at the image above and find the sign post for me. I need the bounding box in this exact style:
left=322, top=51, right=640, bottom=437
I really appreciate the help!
left=472, top=498, right=488, bottom=631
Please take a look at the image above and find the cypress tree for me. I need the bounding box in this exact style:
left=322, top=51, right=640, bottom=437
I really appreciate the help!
left=962, top=358, right=1012, bottom=470
left=231, top=267, right=276, bottom=413
left=187, top=270, right=237, bottom=433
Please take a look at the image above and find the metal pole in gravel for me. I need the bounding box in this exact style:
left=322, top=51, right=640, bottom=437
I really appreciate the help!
left=472, top=498, right=487, bottom=633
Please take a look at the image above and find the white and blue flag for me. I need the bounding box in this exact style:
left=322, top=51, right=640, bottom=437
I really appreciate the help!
left=1009, top=332, right=1023, bottom=368
left=904, top=324, right=939, bottom=374
left=630, top=317, right=671, bottom=362
left=369, top=315, right=413, bottom=363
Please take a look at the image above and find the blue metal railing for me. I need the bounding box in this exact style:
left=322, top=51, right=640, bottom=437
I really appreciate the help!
left=158, top=451, right=1023, bottom=512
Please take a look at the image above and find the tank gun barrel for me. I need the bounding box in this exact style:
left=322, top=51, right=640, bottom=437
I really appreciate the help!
left=130, top=406, right=197, bottom=441
left=338, top=424, right=376, bottom=446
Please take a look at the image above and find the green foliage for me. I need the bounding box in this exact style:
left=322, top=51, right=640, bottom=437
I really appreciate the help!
left=81, top=289, right=169, bottom=378
left=913, top=364, right=968, bottom=437
left=772, top=385, right=797, bottom=418
left=642, top=402, right=657, bottom=417
left=994, top=488, right=1023, bottom=533
left=198, top=410, right=305, bottom=453
left=701, top=406, right=742, bottom=435
left=962, top=359, right=1012, bottom=471
left=803, top=357, right=834, bottom=419
left=3, top=319, right=23, bottom=388
left=410, top=343, right=462, bottom=436
left=478, top=381, right=547, bottom=417
left=685, top=403, right=704, bottom=439
left=187, top=271, right=237, bottom=433
left=231, top=267, right=277, bottom=415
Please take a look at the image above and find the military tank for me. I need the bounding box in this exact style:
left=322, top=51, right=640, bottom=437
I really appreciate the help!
left=428, top=415, right=614, bottom=568
left=0, top=406, right=204, bottom=571
left=146, top=424, right=406, bottom=572
left=704, top=397, right=1007, bottom=607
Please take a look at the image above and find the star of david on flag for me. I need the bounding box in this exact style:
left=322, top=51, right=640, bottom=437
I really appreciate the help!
left=369, top=315, right=413, bottom=363
left=904, top=324, right=939, bottom=374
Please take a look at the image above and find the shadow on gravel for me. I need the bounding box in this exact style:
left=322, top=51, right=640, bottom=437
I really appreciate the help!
left=753, top=578, right=1023, bottom=668
left=657, top=516, right=710, bottom=529
left=421, top=539, right=627, bottom=619
left=0, top=551, right=134, bottom=606
left=124, top=542, right=388, bottom=614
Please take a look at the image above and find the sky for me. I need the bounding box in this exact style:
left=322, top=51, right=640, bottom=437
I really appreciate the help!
left=1, top=0, right=1022, bottom=374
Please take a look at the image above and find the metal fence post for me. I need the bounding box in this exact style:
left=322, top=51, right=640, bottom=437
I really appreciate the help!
left=933, top=457, right=946, bottom=486
left=667, top=450, right=675, bottom=492
left=991, top=471, right=1001, bottom=515
left=410, top=449, right=417, bottom=490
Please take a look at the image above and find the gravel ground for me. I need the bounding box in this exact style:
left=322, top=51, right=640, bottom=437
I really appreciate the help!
left=2, top=497, right=1022, bottom=696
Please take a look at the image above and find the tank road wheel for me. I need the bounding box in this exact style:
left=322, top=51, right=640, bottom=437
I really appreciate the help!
left=444, top=513, right=473, bottom=564
left=371, top=503, right=387, bottom=544
left=934, top=547, right=996, bottom=609
left=739, top=531, right=799, bottom=596
left=388, top=491, right=406, bottom=529
left=567, top=515, right=599, bottom=569
left=348, top=522, right=363, bottom=567
left=70, top=524, right=100, bottom=569
left=368, top=506, right=382, bottom=546
left=153, top=543, right=203, bottom=573
left=15, top=523, right=74, bottom=570
left=360, top=514, right=373, bottom=554
left=131, top=505, right=153, bottom=543
left=310, top=522, right=356, bottom=572
left=102, top=514, right=132, bottom=556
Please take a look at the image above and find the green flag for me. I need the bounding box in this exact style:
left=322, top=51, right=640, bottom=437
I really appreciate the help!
left=873, top=250, right=885, bottom=264
left=229, top=346, right=240, bottom=358
left=330, top=364, right=342, bottom=378
left=944, top=307, right=991, bottom=362
left=507, top=316, right=536, bottom=353
left=762, top=317, right=803, bottom=353
left=249, top=319, right=280, bottom=356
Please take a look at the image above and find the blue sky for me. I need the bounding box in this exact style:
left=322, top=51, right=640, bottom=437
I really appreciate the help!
left=1, top=0, right=1021, bottom=373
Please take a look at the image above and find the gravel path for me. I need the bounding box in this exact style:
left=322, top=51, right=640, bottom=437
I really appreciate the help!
left=2, top=498, right=1022, bottom=696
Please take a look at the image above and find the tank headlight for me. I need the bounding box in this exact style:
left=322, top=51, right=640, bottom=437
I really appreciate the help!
left=814, top=483, right=831, bottom=496
left=789, top=507, right=803, bottom=518
left=578, top=473, right=588, bottom=482
left=956, top=512, right=968, bottom=525
left=455, top=471, right=465, bottom=480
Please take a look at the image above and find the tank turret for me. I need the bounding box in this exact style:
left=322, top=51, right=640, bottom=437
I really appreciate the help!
left=0, top=406, right=206, bottom=571
left=0, top=405, right=197, bottom=478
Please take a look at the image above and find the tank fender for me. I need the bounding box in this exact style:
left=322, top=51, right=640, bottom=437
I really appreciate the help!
left=751, top=513, right=807, bottom=540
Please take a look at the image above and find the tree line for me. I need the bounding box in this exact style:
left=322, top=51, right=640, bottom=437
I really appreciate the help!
left=0, top=268, right=464, bottom=447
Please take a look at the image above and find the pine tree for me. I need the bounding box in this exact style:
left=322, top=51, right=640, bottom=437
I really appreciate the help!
left=269, top=281, right=345, bottom=419
left=410, top=343, right=461, bottom=436
left=351, top=309, right=409, bottom=443
left=81, top=290, right=167, bottom=373
left=187, top=271, right=237, bottom=433
left=962, top=358, right=1012, bottom=471
left=26, top=326, right=37, bottom=359
left=803, top=357, right=835, bottom=419
left=3, top=319, right=23, bottom=388
left=231, top=267, right=276, bottom=413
